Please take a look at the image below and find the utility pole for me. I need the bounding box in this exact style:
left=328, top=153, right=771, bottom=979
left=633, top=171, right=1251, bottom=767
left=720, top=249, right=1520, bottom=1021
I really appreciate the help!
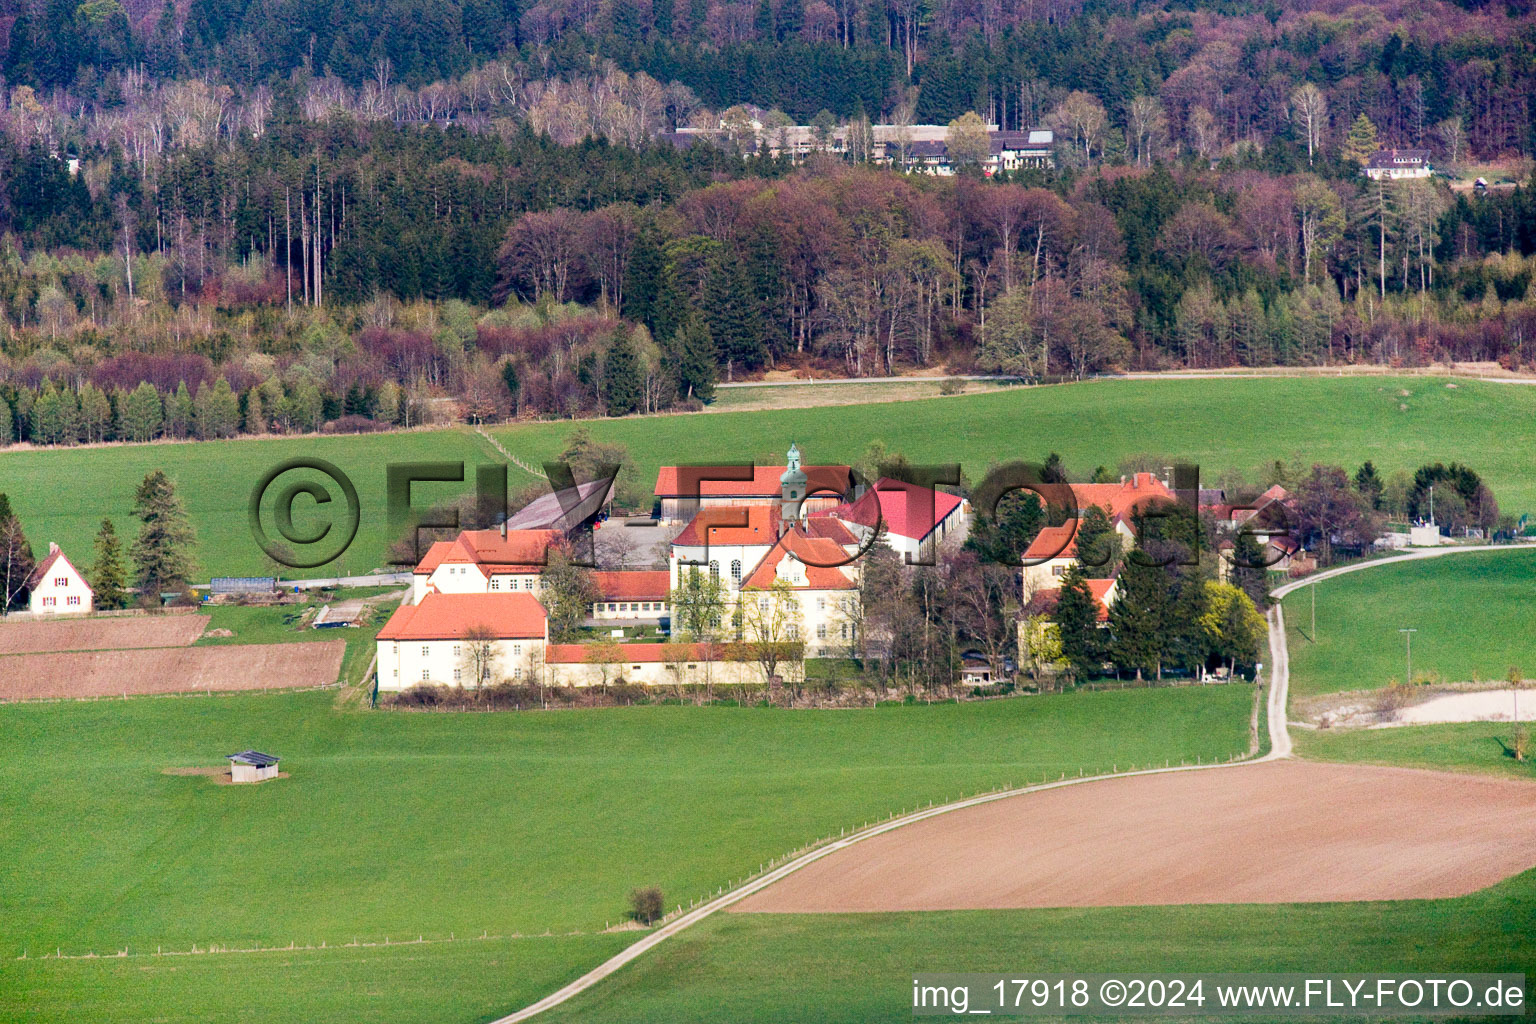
left=1398, top=628, right=1417, bottom=686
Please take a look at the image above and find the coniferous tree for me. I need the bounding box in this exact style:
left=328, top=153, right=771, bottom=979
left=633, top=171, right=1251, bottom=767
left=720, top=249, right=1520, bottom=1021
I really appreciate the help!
left=119, top=382, right=163, bottom=442
left=1164, top=571, right=1213, bottom=675
left=1354, top=461, right=1383, bottom=510
left=1343, top=113, right=1379, bottom=163
left=1074, top=504, right=1120, bottom=577
left=89, top=518, right=128, bottom=609
left=1054, top=563, right=1102, bottom=680
left=622, top=228, right=665, bottom=330
left=0, top=396, right=12, bottom=446
left=1229, top=529, right=1271, bottom=611
left=166, top=382, right=194, bottom=438
left=603, top=334, right=643, bottom=416
left=0, top=493, right=35, bottom=612
left=650, top=263, right=690, bottom=348
left=194, top=377, right=239, bottom=439
left=499, top=361, right=519, bottom=413
left=703, top=250, right=765, bottom=378
left=78, top=383, right=112, bottom=442
left=130, top=470, right=197, bottom=594
left=671, top=315, right=718, bottom=402
left=1108, top=552, right=1169, bottom=680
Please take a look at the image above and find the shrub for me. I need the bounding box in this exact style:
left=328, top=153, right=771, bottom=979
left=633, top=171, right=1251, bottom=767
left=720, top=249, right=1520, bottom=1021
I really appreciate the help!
left=939, top=377, right=967, bottom=395
left=628, top=886, right=664, bottom=925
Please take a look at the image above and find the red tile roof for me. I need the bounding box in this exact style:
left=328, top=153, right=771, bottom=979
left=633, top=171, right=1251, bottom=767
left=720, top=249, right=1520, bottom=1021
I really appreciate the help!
left=1022, top=523, right=1078, bottom=561
left=412, top=529, right=563, bottom=574
left=1069, top=473, right=1176, bottom=520
left=802, top=514, right=858, bottom=545
left=740, top=529, right=858, bottom=590
left=835, top=478, right=964, bottom=541
left=545, top=641, right=724, bottom=664
left=673, top=505, right=780, bottom=547
left=376, top=592, right=547, bottom=641
left=654, top=465, right=851, bottom=498
left=593, top=570, right=671, bottom=601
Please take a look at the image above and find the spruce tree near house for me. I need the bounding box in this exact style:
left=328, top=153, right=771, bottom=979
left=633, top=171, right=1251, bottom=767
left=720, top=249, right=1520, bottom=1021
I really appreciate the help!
left=0, top=493, right=35, bottom=614
left=1108, top=554, right=1169, bottom=681
left=89, top=518, right=128, bottom=610
left=130, top=471, right=197, bottom=597
left=1054, top=563, right=1102, bottom=681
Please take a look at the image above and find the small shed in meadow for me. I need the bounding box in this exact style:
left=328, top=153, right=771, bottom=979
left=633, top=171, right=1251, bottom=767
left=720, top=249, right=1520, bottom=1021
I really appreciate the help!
left=226, top=750, right=281, bottom=783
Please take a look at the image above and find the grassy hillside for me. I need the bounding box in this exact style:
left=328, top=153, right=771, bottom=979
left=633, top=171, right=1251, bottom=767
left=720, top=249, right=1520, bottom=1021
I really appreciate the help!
left=1297, top=722, right=1536, bottom=780
left=0, top=685, right=1250, bottom=1023
left=1, top=375, right=1533, bottom=578
left=1282, top=549, right=1536, bottom=697
left=535, top=872, right=1536, bottom=1023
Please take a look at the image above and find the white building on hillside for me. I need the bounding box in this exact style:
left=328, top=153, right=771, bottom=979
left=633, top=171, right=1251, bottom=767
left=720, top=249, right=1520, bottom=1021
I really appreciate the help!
left=28, top=543, right=93, bottom=615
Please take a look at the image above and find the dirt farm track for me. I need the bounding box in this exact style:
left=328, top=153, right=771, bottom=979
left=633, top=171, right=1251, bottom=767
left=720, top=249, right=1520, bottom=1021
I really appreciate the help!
left=0, top=641, right=347, bottom=700
left=733, top=760, right=1536, bottom=913
left=0, top=614, right=209, bottom=654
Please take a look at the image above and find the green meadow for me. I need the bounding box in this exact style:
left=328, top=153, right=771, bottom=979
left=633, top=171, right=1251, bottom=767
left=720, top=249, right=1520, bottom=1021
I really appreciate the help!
left=1281, top=549, right=1536, bottom=698
left=0, top=685, right=1251, bottom=1023
left=2, top=375, right=1534, bottom=578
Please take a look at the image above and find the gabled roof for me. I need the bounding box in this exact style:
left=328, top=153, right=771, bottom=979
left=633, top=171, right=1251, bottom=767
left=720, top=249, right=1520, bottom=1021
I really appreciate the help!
left=835, top=478, right=964, bottom=542
left=802, top=514, right=858, bottom=545
left=376, top=592, right=547, bottom=641
left=673, top=505, right=780, bottom=547
left=414, top=530, right=563, bottom=575
left=1366, top=148, right=1430, bottom=167
left=654, top=465, right=851, bottom=498
left=28, top=545, right=86, bottom=589
left=1022, top=523, right=1078, bottom=561
left=740, top=529, right=858, bottom=591
left=504, top=479, right=613, bottom=532
left=593, top=570, right=671, bottom=601
left=226, top=750, right=280, bottom=767
left=1068, top=473, right=1176, bottom=519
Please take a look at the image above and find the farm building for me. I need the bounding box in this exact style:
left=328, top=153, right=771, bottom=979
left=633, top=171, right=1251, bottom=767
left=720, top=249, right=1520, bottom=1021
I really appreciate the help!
left=376, top=591, right=548, bottom=690
left=227, top=750, right=281, bottom=783
left=27, top=543, right=92, bottom=616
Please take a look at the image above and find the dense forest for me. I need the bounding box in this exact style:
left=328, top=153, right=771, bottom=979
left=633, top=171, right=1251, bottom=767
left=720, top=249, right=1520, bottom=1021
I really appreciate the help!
left=0, top=0, right=1533, bottom=444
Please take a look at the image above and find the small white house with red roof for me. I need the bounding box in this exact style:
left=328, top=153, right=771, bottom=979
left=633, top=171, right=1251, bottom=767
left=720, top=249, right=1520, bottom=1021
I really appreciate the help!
left=376, top=591, right=548, bottom=690
left=28, top=543, right=92, bottom=616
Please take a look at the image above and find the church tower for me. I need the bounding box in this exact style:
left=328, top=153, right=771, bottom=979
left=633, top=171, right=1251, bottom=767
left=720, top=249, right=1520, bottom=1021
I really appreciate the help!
left=779, top=442, right=808, bottom=530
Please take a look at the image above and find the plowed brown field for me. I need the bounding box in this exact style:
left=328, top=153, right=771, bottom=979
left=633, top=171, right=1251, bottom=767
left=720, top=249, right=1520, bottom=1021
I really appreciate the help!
left=733, top=760, right=1536, bottom=912
left=0, top=641, right=345, bottom=699
left=0, top=614, right=208, bottom=653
